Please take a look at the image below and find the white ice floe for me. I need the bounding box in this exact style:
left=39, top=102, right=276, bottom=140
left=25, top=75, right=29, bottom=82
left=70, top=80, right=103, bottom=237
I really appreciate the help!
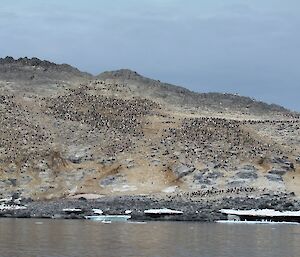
left=144, top=208, right=183, bottom=215
left=0, top=204, right=27, bottom=210
left=0, top=198, right=12, bottom=202
left=112, top=185, right=137, bottom=192
left=85, top=215, right=131, bottom=222
left=220, top=209, right=300, bottom=217
left=162, top=186, right=177, bottom=193
left=62, top=208, right=82, bottom=212
left=216, top=220, right=300, bottom=225
left=92, top=209, right=103, bottom=215
left=13, top=198, right=22, bottom=205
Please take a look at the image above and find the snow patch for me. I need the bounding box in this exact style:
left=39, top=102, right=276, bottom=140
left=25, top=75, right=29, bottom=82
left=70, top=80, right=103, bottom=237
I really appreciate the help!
left=62, top=208, right=82, bottom=212
left=144, top=208, right=183, bottom=215
left=221, top=209, right=300, bottom=217
left=112, top=185, right=137, bottom=192
left=162, top=186, right=177, bottom=193
left=0, top=204, right=27, bottom=210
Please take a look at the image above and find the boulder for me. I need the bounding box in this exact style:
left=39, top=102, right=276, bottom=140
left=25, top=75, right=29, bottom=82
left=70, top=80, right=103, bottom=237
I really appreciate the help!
left=99, top=175, right=117, bottom=186
left=268, top=169, right=286, bottom=176
left=67, top=148, right=94, bottom=164
left=235, top=165, right=258, bottom=180
left=4, top=163, right=17, bottom=173
left=272, top=157, right=294, bottom=170
left=8, top=179, right=17, bottom=187
left=123, top=158, right=135, bottom=168
left=68, top=154, right=84, bottom=164
left=205, top=171, right=223, bottom=179
left=172, top=164, right=195, bottom=179
left=36, top=161, right=49, bottom=172
left=193, top=172, right=212, bottom=185
left=19, top=175, right=32, bottom=185
left=282, top=161, right=295, bottom=170
left=39, top=170, right=52, bottom=180
left=265, top=174, right=283, bottom=182
left=194, top=175, right=212, bottom=185
left=0, top=179, right=18, bottom=187
left=99, top=174, right=124, bottom=187
left=272, top=157, right=289, bottom=164
left=11, top=192, right=20, bottom=200
left=236, top=170, right=258, bottom=180
left=151, top=159, right=161, bottom=166
left=242, top=165, right=258, bottom=171
left=97, top=156, right=117, bottom=165
left=0, top=181, right=8, bottom=188
left=227, top=180, right=245, bottom=187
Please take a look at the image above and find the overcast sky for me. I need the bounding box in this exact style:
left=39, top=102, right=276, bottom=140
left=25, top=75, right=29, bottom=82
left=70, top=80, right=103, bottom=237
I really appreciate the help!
left=1, top=0, right=299, bottom=111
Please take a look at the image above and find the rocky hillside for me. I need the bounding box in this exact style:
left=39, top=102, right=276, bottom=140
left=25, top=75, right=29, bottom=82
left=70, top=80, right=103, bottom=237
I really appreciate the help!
left=0, top=57, right=92, bottom=95
left=0, top=57, right=299, bottom=201
left=98, top=69, right=292, bottom=116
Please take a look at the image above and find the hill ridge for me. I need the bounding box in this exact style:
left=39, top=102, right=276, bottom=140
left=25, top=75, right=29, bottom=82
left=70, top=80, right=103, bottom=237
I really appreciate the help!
left=0, top=57, right=294, bottom=115
left=98, top=68, right=292, bottom=115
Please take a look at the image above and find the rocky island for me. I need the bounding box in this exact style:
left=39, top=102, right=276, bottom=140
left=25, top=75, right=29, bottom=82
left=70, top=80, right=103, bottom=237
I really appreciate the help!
left=0, top=57, right=299, bottom=221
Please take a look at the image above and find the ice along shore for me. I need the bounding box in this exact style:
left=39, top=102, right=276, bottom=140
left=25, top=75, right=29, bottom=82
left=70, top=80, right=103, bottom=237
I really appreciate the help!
left=1, top=193, right=300, bottom=222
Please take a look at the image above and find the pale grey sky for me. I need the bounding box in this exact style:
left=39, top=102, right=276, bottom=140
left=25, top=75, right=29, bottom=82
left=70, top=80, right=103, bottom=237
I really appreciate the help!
left=1, top=0, right=299, bottom=110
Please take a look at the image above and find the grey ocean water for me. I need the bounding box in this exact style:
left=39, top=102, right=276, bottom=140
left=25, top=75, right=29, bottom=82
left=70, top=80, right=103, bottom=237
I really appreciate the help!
left=0, top=219, right=299, bottom=257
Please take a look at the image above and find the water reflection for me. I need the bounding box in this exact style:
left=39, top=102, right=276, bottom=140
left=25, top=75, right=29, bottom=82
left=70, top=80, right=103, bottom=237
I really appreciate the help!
left=0, top=219, right=299, bottom=257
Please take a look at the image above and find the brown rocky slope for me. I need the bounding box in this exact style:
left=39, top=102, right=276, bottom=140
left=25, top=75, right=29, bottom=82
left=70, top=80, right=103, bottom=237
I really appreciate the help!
left=0, top=57, right=299, bottom=202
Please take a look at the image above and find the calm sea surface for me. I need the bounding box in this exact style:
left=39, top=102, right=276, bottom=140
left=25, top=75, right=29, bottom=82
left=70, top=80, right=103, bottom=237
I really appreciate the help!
left=0, top=219, right=300, bottom=257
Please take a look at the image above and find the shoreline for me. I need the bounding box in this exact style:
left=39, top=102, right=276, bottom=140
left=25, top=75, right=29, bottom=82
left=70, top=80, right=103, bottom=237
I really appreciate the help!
left=1, top=193, right=299, bottom=222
